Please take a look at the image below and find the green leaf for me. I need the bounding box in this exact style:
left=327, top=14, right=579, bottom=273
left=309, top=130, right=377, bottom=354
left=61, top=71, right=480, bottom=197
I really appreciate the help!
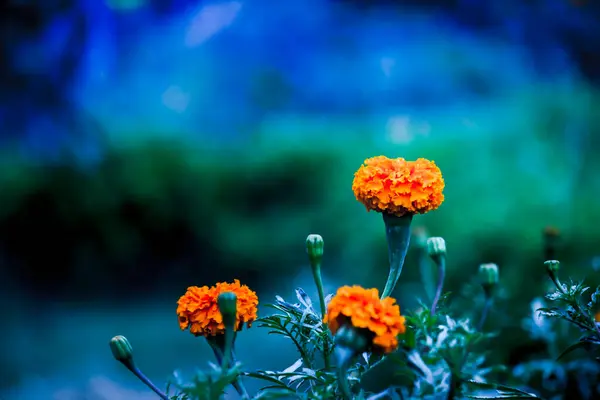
left=464, top=380, right=542, bottom=399
left=556, top=340, right=589, bottom=361
left=466, top=396, right=542, bottom=399
left=400, top=326, right=417, bottom=349
left=243, top=371, right=288, bottom=387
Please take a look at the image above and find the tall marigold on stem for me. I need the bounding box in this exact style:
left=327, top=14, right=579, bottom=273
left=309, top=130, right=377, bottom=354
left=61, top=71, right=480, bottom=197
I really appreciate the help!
left=325, top=285, right=406, bottom=399
left=352, top=156, right=445, bottom=298
left=177, top=279, right=258, bottom=399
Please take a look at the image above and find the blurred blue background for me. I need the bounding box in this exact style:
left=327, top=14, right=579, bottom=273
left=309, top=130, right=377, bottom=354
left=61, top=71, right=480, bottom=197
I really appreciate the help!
left=1, top=0, right=600, bottom=398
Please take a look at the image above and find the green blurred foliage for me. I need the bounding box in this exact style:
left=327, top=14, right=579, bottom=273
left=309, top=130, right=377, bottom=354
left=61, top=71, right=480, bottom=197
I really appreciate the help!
left=1, top=83, right=599, bottom=376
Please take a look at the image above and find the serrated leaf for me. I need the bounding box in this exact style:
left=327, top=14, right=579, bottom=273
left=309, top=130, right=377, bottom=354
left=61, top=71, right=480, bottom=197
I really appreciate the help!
left=295, top=287, right=314, bottom=311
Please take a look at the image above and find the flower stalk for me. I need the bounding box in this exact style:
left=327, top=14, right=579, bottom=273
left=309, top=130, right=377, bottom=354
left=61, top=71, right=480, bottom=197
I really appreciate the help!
left=543, top=226, right=560, bottom=261
left=333, top=325, right=368, bottom=400
left=427, top=237, right=446, bottom=315
left=381, top=213, right=413, bottom=298
left=477, top=263, right=499, bottom=331
left=207, top=292, right=250, bottom=399
left=413, top=227, right=435, bottom=302
left=109, top=335, right=169, bottom=400
left=544, top=260, right=565, bottom=294
left=306, top=234, right=331, bottom=370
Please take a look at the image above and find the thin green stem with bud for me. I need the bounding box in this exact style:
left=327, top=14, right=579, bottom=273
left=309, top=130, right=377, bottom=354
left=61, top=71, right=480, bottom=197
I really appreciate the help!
left=109, top=336, right=169, bottom=400
left=381, top=213, right=413, bottom=298
left=550, top=275, right=566, bottom=294
left=311, top=262, right=332, bottom=370
left=214, top=292, right=250, bottom=399
left=208, top=339, right=250, bottom=399
left=306, top=234, right=331, bottom=370
left=477, top=296, right=493, bottom=331
left=431, top=256, right=446, bottom=316
left=128, top=364, right=169, bottom=400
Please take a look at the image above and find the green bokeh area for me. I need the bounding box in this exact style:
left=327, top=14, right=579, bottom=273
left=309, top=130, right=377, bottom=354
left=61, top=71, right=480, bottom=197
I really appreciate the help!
left=1, top=83, right=600, bottom=397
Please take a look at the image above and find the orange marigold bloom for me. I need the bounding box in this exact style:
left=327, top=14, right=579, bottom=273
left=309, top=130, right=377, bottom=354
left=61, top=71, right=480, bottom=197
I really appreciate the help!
left=352, top=156, right=444, bottom=217
left=325, top=285, right=406, bottom=354
left=176, top=279, right=259, bottom=337
left=543, top=226, right=560, bottom=237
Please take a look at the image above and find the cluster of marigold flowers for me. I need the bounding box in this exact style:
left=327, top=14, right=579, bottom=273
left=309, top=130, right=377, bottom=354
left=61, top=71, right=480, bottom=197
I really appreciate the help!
left=177, top=155, right=444, bottom=353
left=177, top=281, right=406, bottom=354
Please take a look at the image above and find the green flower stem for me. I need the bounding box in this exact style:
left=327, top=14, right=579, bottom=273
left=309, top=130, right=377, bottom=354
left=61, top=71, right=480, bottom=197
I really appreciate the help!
left=447, top=374, right=459, bottom=400
left=334, top=346, right=355, bottom=400
left=430, top=255, right=446, bottom=316
left=122, top=361, right=168, bottom=400
left=381, top=213, right=413, bottom=299
left=311, top=262, right=332, bottom=370
left=477, top=296, right=493, bottom=331
left=222, top=327, right=234, bottom=370
left=231, top=350, right=250, bottom=400
left=208, top=337, right=249, bottom=399
left=418, top=248, right=436, bottom=303
left=550, top=274, right=566, bottom=294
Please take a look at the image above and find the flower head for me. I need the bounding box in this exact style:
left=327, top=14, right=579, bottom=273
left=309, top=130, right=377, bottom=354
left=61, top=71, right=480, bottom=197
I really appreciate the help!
left=325, top=285, right=406, bottom=353
left=543, top=226, right=560, bottom=238
left=427, top=237, right=446, bottom=257
left=177, top=279, right=258, bottom=337
left=109, top=335, right=133, bottom=364
left=352, top=156, right=444, bottom=217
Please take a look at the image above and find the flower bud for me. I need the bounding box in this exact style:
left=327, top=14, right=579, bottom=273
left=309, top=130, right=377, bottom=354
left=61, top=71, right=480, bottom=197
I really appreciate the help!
left=426, top=237, right=446, bottom=258
left=478, top=263, right=499, bottom=288
left=544, top=260, right=560, bottom=273
left=478, top=263, right=499, bottom=298
left=306, top=234, right=324, bottom=264
left=217, top=292, right=238, bottom=329
left=110, top=335, right=133, bottom=364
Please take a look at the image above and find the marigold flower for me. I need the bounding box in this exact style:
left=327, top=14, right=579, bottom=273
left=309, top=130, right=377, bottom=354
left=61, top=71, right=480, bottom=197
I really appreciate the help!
left=325, top=285, right=406, bottom=353
left=176, top=279, right=259, bottom=337
left=352, top=156, right=444, bottom=217
left=543, top=226, right=560, bottom=237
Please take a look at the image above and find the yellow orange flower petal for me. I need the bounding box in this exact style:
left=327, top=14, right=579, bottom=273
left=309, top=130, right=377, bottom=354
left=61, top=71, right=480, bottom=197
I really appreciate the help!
left=352, top=156, right=444, bottom=217
left=324, top=285, right=406, bottom=353
left=176, top=279, right=259, bottom=337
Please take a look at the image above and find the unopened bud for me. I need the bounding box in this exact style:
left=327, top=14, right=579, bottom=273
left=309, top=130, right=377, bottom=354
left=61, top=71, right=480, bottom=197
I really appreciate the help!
left=427, top=237, right=446, bottom=258
left=306, top=234, right=324, bottom=264
left=110, top=335, right=133, bottom=364
left=479, top=263, right=499, bottom=287
left=217, top=292, right=238, bottom=329
left=544, top=260, right=560, bottom=273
